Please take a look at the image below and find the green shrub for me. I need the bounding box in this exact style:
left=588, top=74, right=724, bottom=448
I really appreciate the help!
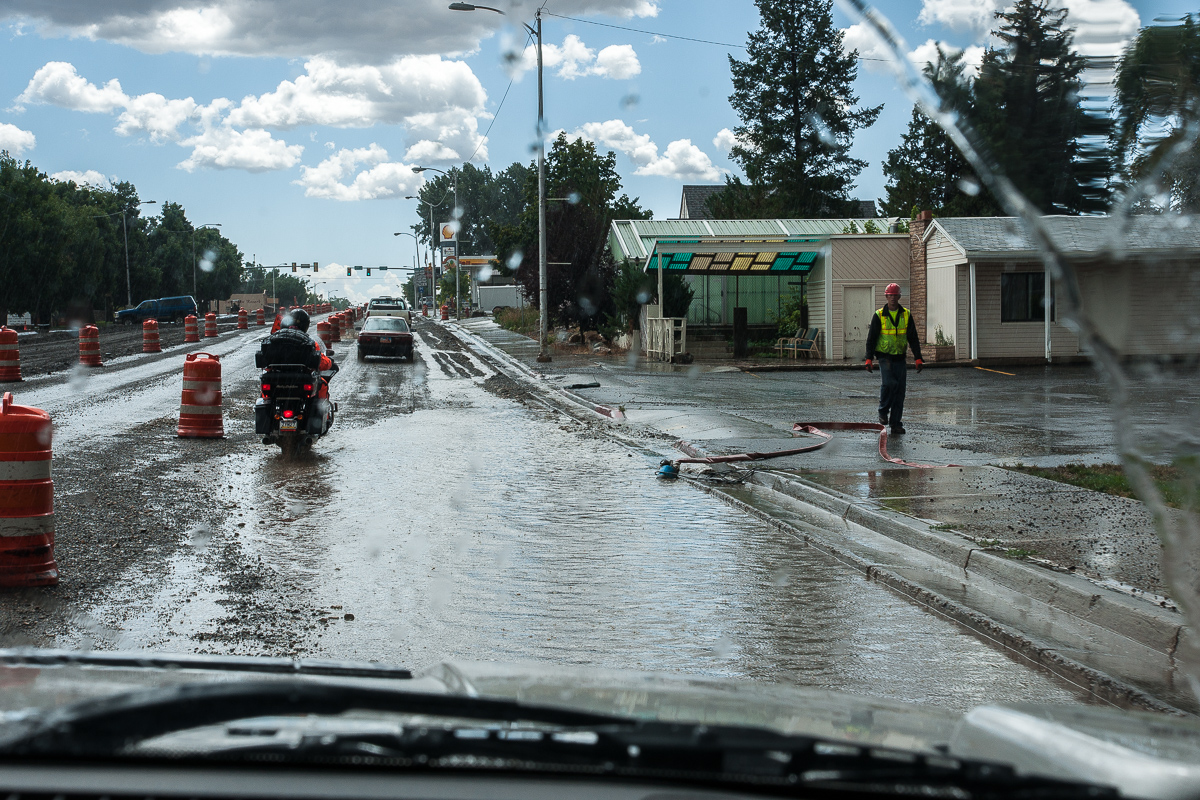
left=496, top=306, right=539, bottom=336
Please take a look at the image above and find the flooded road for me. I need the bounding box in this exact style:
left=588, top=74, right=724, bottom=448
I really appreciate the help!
left=3, top=318, right=1106, bottom=712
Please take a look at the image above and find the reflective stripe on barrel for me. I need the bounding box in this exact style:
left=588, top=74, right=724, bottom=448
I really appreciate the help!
left=79, top=325, right=102, bottom=367
left=184, top=315, right=200, bottom=343
left=143, top=319, right=161, bottom=353
left=204, top=313, right=218, bottom=338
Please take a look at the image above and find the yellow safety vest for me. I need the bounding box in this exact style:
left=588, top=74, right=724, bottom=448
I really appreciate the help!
left=875, top=307, right=910, bottom=356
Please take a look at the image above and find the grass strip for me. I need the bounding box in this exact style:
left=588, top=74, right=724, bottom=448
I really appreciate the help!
left=1002, top=462, right=1196, bottom=510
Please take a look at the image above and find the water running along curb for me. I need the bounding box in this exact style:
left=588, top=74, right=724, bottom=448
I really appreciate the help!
left=439, top=319, right=1191, bottom=714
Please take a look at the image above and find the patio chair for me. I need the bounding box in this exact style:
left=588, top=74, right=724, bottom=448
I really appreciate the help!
left=775, top=337, right=800, bottom=359
left=795, top=327, right=821, bottom=359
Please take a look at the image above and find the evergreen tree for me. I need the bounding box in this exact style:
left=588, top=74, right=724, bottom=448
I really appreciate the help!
left=716, top=0, right=881, bottom=218
left=1112, top=14, right=1200, bottom=211
left=880, top=48, right=995, bottom=217
left=972, top=0, right=1110, bottom=214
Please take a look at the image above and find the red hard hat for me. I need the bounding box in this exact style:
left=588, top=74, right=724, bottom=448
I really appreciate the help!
left=885, top=283, right=902, bottom=296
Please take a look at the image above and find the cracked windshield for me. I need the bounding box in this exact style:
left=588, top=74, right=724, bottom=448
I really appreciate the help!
left=1, top=0, right=1200, bottom=796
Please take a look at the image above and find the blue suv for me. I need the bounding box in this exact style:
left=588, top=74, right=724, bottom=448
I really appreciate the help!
left=114, top=296, right=198, bottom=324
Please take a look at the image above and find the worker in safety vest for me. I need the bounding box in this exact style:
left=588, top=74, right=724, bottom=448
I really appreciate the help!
left=864, top=283, right=923, bottom=435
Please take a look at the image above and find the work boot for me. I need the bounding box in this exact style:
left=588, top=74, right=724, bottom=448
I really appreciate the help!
left=890, top=424, right=906, bottom=435
left=878, top=412, right=888, bottom=426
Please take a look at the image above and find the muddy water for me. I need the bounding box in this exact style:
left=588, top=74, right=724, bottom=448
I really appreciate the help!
left=125, top=325, right=1094, bottom=713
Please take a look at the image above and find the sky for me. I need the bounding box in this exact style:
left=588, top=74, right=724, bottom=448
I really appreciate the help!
left=0, top=0, right=1192, bottom=302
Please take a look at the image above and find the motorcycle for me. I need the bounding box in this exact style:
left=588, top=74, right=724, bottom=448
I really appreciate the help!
left=254, top=328, right=336, bottom=456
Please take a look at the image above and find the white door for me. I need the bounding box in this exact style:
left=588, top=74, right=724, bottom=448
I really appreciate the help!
left=843, top=286, right=875, bottom=360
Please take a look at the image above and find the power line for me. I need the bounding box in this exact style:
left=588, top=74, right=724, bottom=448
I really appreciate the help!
left=541, top=10, right=891, bottom=61
left=465, top=29, right=531, bottom=165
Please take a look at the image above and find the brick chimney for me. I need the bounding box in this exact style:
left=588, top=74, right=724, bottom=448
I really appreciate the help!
left=908, top=210, right=932, bottom=344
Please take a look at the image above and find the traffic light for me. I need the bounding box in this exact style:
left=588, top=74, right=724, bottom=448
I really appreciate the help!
left=291, top=262, right=297, bottom=273
left=346, top=266, right=352, bottom=276
left=313, top=262, right=319, bottom=273
left=366, top=267, right=371, bottom=276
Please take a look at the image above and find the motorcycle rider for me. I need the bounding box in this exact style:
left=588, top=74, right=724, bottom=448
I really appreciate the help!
left=276, top=308, right=337, bottom=401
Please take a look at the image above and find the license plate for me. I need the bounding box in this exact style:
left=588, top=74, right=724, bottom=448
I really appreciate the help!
left=380, top=337, right=392, bottom=343
left=280, top=419, right=298, bottom=431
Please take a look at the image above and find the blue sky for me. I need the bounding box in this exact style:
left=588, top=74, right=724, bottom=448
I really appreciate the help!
left=0, top=0, right=1190, bottom=302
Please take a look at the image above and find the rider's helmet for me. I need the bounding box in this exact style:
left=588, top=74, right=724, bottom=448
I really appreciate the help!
left=281, top=308, right=310, bottom=333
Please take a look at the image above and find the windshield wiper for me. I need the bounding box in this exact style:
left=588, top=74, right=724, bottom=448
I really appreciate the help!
left=0, top=680, right=625, bottom=757
left=0, top=680, right=1115, bottom=798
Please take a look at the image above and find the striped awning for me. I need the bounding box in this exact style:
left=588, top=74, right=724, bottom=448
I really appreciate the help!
left=645, top=238, right=820, bottom=274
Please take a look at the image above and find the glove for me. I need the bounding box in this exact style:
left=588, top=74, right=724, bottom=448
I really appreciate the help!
left=914, top=359, right=923, bottom=373
left=864, top=359, right=873, bottom=372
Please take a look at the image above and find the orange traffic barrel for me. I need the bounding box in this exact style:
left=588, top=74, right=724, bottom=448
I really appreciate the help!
left=440, top=305, right=449, bottom=321
left=78, top=325, right=102, bottom=367
left=341, top=312, right=354, bottom=339
left=329, top=314, right=341, bottom=343
left=204, top=312, right=218, bottom=338
left=256, top=308, right=265, bottom=326
left=317, top=320, right=332, bottom=351
left=0, top=392, right=57, bottom=587
left=142, top=319, right=161, bottom=353
left=237, top=309, right=248, bottom=330
left=177, top=353, right=223, bottom=438
left=184, top=314, right=200, bottom=343
left=0, top=327, right=22, bottom=382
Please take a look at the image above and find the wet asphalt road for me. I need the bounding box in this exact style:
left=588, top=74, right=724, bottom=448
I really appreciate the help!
left=0, top=318, right=1112, bottom=712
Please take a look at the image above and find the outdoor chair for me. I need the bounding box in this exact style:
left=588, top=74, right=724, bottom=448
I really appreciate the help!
left=775, top=337, right=800, bottom=359
left=795, top=327, right=821, bottom=359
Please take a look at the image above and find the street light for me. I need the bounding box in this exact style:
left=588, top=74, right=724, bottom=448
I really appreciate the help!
left=193, top=223, right=222, bottom=300
left=93, top=200, right=157, bottom=307
left=407, top=194, right=447, bottom=310
left=450, top=1, right=549, bottom=360
left=413, top=165, right=463, bottom=319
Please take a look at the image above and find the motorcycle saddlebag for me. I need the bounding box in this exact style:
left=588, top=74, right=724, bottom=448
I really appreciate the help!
left=254, top=398, right=272, bottom=434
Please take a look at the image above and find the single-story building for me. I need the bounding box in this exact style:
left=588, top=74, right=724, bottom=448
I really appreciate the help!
left=914, top=214, right=1200, bottom=361
left=609, top=218, right=908, bottom=359
left=215, top=292, right=274, bottom=314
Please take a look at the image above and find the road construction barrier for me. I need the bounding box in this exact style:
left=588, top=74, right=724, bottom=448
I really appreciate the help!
left=177, top=353, right=223, bottom=438
left=317, top=320, right=332, bottom=351
left=256, top=308, right=265, bottom=326
left=78, top=325, right=102, bottom=367
left=330, top=315, right=341, bottom=343
left=204, top=312, right=218, bottom=338
left=422, top=305, right=428, bottom=317
left=342, top=312, right=354, bottom=340
left=142, top=319, right=161, bottom=353
left=184, top=315, right=200, bottom=343
left=237, top=309, right=248, bottom=330
left=441, top=305, right=449, bottom=321
left=0, top=392, right=57, bottom=587
left=0, top=327, right=22, bottom=382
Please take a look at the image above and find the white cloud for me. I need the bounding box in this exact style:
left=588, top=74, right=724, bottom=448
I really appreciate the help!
left=712, top=127, right=740, bottom=153
left=512, top=35, right=641, bottom=80
left=0, top=122, right=36, bottom=155
left=1, top=0, right=659, bottom=64
left=115, top=93, right=200, bottom=142
left=570, top=119, right=723, bottom=182
left=178, top=126, right=303, bottom=172
left=907, top=39, right=985, bottom=79
left=50, top=169, right=110, bottom=188
left=1060, top=0, right=1140, bottom=57
left=294, top=144, right=423, bottom=201
left=842, top=22, right=891, bottom=64
left=917, top=0, right=1000, bottom=39
left=15, top=61, right=127, bottom=113
left=594, top=44, right=641, bottom=79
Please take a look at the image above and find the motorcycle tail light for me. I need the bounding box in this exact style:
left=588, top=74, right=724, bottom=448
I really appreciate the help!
left=282, top=409, right=294, bottom=419
left=261, top=383, right=270, bottom=392
left=303, top=383, right=313, bottom=391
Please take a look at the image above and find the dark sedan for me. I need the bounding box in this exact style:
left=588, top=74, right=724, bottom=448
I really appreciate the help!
left=356, top=316, right=414, bottom=361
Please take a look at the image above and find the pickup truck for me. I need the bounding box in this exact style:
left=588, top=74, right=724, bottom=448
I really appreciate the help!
left=365, top=296, right=413, bottom=326
left=115, top=296, right=198, bottom=324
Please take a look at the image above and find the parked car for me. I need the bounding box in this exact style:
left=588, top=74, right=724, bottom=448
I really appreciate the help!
left=356, top=316, right=414, bottom=361
left=114, top=295, right=198, bottom=324
left=365, top=296, right=413, bottom=326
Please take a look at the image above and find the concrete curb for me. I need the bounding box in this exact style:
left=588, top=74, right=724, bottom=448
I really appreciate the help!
left=679, top=475, right=1181, bottom=715
left=745, top=467, right=1184, bottom=657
